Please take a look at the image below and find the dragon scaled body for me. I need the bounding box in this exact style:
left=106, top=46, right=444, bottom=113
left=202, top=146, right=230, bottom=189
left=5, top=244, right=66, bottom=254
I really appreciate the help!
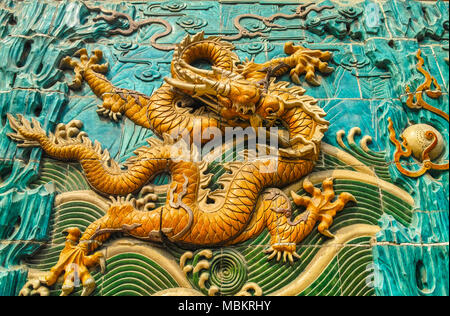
left=7, top=32, right=355, bottom=296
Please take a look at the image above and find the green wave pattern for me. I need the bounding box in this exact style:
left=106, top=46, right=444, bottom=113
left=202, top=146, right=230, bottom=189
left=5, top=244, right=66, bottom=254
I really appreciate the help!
left=26, top=147, right=410, bottom=295
left=29, top=159, right=90, bottom=192
left=299, top=237, right=375, bottom=296
left=334, top=138, right=391, bottom=183
left=46, top=253, right=179, bottom=296
left=229, top=178, right=411, bottom=295
left=25, top=199, right=105, bottom=271
left=206, top=142, right=410, bottom=295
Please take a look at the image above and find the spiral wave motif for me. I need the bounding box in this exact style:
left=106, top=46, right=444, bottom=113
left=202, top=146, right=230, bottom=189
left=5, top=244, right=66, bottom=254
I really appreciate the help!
left=209, top=249, right=248, bottom=296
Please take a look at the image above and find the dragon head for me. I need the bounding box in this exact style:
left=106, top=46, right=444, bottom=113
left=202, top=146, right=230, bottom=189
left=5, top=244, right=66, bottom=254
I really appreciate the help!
left=165, top=64, right=264, bottom=123
left=164, top=70, right=309, bottom=130
left=165, top=58, right=314, bottom=132
left=255, top=83, right=308, bottom=124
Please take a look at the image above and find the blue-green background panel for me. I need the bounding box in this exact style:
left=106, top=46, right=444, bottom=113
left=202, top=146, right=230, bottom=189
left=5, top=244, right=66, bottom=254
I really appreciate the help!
left=0, top=0, right=448, bottom=296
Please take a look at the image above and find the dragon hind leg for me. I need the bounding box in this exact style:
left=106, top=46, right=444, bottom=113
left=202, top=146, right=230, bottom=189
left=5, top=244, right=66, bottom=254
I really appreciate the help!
left=41, top=195, right=162, bottom=296
left=263, top=178, right=356, bottom=264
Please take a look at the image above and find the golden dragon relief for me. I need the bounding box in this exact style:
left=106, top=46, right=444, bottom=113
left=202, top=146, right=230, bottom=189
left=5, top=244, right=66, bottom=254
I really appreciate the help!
left=7, top=32, right=356, bottom=296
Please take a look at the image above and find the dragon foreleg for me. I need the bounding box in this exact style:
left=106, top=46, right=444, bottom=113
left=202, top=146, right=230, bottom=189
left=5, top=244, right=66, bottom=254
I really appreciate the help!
left=60, top=48, right=154, bottom=124
left=243, top=42, right=334, bottom=86
left=60, top=49, right=224, bottom=140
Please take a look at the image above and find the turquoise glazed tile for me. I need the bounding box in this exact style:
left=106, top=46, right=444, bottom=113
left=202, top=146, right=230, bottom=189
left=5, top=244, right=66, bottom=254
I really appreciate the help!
left=431, top=44, right=449, bottom=92
left=416, top=210, right=450, bottom=244
left=383, top=0, right=449, bottom=42
left=0, top=0, right=448, bottom=297
left=0, top=266, right=28, bottom=296
left=320, top=99, right=384, bottom=150
left=336, top=244, right=376, bottom=296
left=373, top=244, right=449, bottom=296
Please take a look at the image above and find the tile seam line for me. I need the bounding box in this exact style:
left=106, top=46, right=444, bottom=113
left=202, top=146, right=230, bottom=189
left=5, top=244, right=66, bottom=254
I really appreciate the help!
left=374, top=241, right=449, bottom=247
left=0, top=242, right=448, bottom=247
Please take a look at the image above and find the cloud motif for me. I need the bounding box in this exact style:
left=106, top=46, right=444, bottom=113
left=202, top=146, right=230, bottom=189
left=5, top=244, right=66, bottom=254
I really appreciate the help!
left=177, top=16, right=207, bottom=30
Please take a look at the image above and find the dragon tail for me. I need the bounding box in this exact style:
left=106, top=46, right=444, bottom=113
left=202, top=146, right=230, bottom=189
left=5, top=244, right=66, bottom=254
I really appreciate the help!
left=7, top=114, right=44, bottom=147
left=6, top=115, right=168, bottom=195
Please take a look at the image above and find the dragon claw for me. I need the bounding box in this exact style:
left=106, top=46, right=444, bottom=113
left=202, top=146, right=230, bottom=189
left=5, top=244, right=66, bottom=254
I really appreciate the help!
left=266, top=178, right=355, bottom=259
left=60, top=48, right=109, bottom=91
left=19, top=279, right=50, bottom=296
left=285, top=43, right=333, bottom=86
left=321, top=229, right=335, bottom=239
left=74, top=48, right=88, bottom=58
left=264, top=246, right=301, bottom=264
left=99, top=256, right=106, bottom=274
left=291, top=72, right=301, bottom=85
left=294, top=177, right=356, bottom=238
left=43, top=227, right=104, bottom=296
left=80, top=277, right=96, bottom=297
left=53, top=247, right=103, bottom=296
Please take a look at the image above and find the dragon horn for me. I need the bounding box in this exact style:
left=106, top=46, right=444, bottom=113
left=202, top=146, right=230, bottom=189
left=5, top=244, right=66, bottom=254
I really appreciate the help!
left=194, top=76, right=231, bottom=96
left=211, top=66, right=244, bottom=80
left=168, top=73, right=232, bottom=97
left=164, top=77, right=212, bottom=95
left=179, top=60, right=214, bottom=77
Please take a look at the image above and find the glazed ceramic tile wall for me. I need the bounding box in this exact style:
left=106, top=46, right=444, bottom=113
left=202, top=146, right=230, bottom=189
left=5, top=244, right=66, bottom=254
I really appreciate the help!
left=0, top=0, right=448, bottom=296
